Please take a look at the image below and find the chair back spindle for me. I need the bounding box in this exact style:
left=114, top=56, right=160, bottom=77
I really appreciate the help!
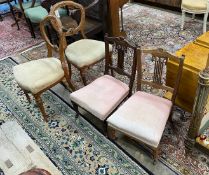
left=137, top=48, right=184, bottom=104
left=104, top=35, right=140, bottom=96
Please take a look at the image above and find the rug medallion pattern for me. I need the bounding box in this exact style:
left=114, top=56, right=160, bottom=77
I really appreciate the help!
left=0, top=58, right=148, bottom=175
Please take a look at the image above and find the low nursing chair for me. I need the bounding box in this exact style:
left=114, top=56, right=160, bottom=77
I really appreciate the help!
left=13, top=15, right=75, bottom=122
left=107, top=48, right=184, bottom=161
left=181, top=0, right=209, bottom=33
left=49, top=1, right=108, bottom=86
left=70, top=35, right=140, bottom=133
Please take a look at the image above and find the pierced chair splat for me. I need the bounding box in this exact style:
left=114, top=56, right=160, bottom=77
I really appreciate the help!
left=70, top=35, right=140, bottom=133
left=13, top=15, right=74, bottom=122
left=107, top=48, right=185, bottom=162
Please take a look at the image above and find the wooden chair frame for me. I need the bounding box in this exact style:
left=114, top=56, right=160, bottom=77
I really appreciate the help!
left=20, top=15, right=74, bottom=122
left=71, top=35, right=140, bottom=134
left=50, top=1, right=97, bottom=86
left=108, top=48, right=184, bottom=162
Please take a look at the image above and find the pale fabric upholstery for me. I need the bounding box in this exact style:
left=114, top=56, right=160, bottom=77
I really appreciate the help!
left=107, top=91, right=172, bottom=148
left=13, top=58, right=64, bottom=94
left=182, top=0, right=207, bottom=11
left=65, top=39, right=109, bottom=68
left=70, top=75, right=129, bottom=121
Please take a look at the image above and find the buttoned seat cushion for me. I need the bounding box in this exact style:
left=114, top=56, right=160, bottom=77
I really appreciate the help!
left=70, top=75, right=129, bottom=121
left=65, top=39, right=111, bottom=68
left=182, top=0, right=207, bottom=11
left=13, top=58, right=64, bottom=94
left=107, top=91, right=172, bottom=148
left=24, top=6, right=48, bottom=23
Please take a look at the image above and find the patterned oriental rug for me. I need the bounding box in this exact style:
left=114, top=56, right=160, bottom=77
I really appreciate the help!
left=0, top=58, right=150, bottom=175
left=18, top=3, right=209, bottom=175
left=0, top=14, right=42, bottom=59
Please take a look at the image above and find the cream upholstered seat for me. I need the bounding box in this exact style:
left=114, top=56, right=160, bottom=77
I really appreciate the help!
left=13, top=58, right=64, bottom=94
left=107, top=91, right=172, bottom=148
left=12, top=15, right=74, bottom=122
left=182, top=0, right=207, bottom=11
left=181, top=0, right=209, bottom=33
left=107, top=48, right=184, bottom=162
left=70, top=75, right=129, bottom=121
left=70, top=35, right=139, bottom=133
left=65, top=39, right=107, bottom=68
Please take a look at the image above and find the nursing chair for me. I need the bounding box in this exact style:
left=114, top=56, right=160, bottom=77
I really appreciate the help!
left=107, top=48, right=184, bottom=161
left=13, top=15, right=75, bottom=122
left=181, top=0, right=209, bottom=33
left=70, top=35, right=140, bottom=133
left=49, top=1, right=108, bottom=86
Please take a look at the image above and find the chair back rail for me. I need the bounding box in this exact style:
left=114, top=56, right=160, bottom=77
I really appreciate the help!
left=49, top=1, right=86, bottom=49
left=137, top=48, right=184, bottom=104
left=105, top=35, right=140, bottom=96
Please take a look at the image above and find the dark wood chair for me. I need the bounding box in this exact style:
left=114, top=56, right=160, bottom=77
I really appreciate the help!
left=107, top=48, right=184, bottom=162
left=13, top=15, right=74, bottom=121
left=0, top=0, right=19, bottom=29
left=70, top=35, right=140, bottom=133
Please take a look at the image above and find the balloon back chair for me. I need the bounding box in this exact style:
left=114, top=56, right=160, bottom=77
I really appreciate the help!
left=181, top=0, right=209, bottom=33
left=107, top=48, right=185, bottom=162
left=49, top=1, right=110, bottom=86
left=13, top=15, right=75, bottom=122
left=70, top=35, right=140, bottom=133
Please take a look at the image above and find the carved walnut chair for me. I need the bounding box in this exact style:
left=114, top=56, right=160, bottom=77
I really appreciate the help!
left=70, top=35, right=140, bottom=133
left=181, top=0, right=209, bottom=33
left=107, top=48, right=184, bottom=162
left=49, top=1, right=109, bottom=86
left=13, top=15, right=75, bottom=122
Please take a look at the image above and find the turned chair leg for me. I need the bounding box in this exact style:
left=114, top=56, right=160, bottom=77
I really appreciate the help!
left=192, top=13, right=195, bottom=19
left=107, top=126, right=117, bottom=140
left=33, top=94, right=48, bottom=122
left=181, top=10, right=185, bottom=30
left=71, top=101, right=79, bottom=117
left=203, top=12, right=208, bottom=33
left=25, top=17, right=35, bottom=38
left=80, top=69, right=87, bottom=86
left=23, top=90, right=31, bottom=103
left=153, top=146, right=159, bottom=165
left=61, top=78, right=75, bottom=92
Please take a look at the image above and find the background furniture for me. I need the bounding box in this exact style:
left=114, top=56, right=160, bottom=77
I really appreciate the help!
left=166, top=31, right=209, bottom=112
left=13, top=15, right=74, bottom=121
left=133, top=0, right=181, bottom=8
left=107, top=48, right=184, bottom=161
left=181, top=0, right=209, bottom=33
left=0, top=0, right=19, bottom=29
left=107, top=0, right=129, bottom=36
left=42, top=0, right=107, bottom=39
left=50, top=1, right=108, bottom=86
left=70, top=35, right=139, bottom=133
left=185, top=67, right=209, bottom=154
left=16, top=0, right=48, bottom=38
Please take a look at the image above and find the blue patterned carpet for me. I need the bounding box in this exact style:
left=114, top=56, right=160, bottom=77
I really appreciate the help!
left=0, top=57, right=150, bottom=175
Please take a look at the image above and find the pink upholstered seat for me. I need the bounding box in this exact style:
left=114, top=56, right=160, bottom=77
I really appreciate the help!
left=107, top=91, right=172, bottom=148
left=70, top=75, right=129, bottom=121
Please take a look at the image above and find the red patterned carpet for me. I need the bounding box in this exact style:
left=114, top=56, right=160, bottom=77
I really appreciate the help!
left=0, top=14, right=43, bottom=59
